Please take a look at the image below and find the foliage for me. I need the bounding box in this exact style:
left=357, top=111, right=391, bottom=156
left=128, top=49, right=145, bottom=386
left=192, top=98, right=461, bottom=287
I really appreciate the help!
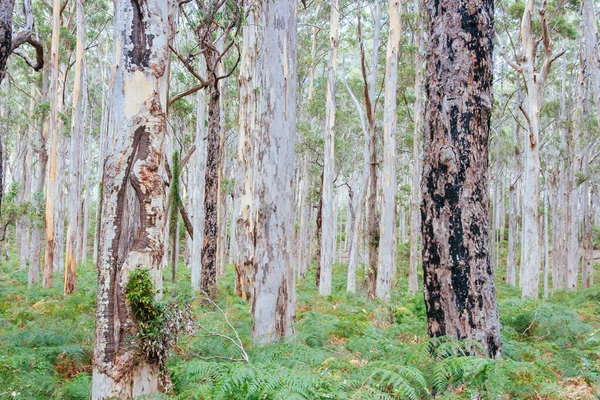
left=125, top=268, right=193, bottom=367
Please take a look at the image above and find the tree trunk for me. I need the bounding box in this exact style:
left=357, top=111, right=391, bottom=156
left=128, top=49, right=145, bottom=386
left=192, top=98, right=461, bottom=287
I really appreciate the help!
left=421, top=0, right=501, bottom=358
left=376, top=0, right=401, bottom=301
left=318, top=0, right=339, bottom=296
left=409, top=0, right=424, bottom=296
left=200, top=60, right=221, bottom=298
left=91, top=0, right=175, bottom=397
left=518, top=0, right=560, bottom=298
left=251, top=0, right=297, bottom=344
left=582, top=0, right=600, bottom=122
left=191, top=60, right=207, bottom=292
left=42, top=0, right=62, bottom=288
left=234, top=7, right=258, bottom=300
left=64, top=0, right=85, bottom=294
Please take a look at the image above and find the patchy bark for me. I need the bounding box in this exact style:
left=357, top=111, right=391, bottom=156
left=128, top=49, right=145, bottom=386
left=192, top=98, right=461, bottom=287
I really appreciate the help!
left=91, top=0, right=176, bottom=398
left=234, top=7, right=258, bottom=301
left=251, top=0, right=297, bottom=344
left=421, top=0, right=501, bottom=358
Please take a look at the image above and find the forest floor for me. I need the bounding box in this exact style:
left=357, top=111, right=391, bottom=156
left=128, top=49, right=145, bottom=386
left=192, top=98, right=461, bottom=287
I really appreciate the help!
left=0, top=242, right=599, bottom=399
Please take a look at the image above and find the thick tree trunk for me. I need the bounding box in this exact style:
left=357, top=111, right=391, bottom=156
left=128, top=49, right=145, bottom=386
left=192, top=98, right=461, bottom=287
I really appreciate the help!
left=318, top=0, right=339, bottom=296
left=251, top=0, right=297, bottom=343
left=91, top=1, right=175, bottom=397
left=0, top=0, right=16, bottom=85
left=421, top=0, right=501, bottom=358
left=376, top=0, right=401, bottom=301
left=64, top=0, right=85, bottom=294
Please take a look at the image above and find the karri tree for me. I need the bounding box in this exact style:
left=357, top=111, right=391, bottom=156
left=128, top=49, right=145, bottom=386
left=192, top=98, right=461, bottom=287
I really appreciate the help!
left=91, top=0, right=176, bottom=397
left=420, top=0, right=502, bottom=358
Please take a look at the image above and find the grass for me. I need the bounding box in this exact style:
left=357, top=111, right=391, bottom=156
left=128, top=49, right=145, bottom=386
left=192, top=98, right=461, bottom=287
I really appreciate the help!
left=0, top=240, right=599, bottom=399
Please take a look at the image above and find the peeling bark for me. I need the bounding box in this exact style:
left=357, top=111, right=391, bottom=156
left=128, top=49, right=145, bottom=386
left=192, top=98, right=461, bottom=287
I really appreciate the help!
left=91, top=0, right=175, bottom=398
left=234, top=7, right=258, bottom=301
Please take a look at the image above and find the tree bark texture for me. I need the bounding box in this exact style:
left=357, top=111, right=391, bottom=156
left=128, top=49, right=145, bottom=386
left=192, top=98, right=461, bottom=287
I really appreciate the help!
left=251, top=0, right=297, bottom=344
left=421, top=0, right=501, bottom=358
left=234, top=8, right=258, bottom=301
left=91, top=0, right=175, bottom=398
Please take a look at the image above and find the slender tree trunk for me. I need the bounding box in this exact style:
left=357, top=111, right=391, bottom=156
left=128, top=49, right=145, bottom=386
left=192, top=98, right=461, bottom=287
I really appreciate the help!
left=543, top=169, right=550, bottom=299
left=91, top=0, right=175, bottom=397
left=318, top=0, right=339, bottom=296
left=42, top=0, right=62, bottom=288
left=409, top=0, right=424, bottom=295
left=376, top=0, right=401, bottom=301
left=518, top=0, right=560, bottom=298
left=191, top=60, right=207, bottom=292
left=64, top=0, right=85, bottom=294
left=582, top=0, right=600, bottom=122
left=251, top=0, right=297, bottom=343
left=200, top=60, right=221, bottom=298
left=421, top=0, right=501, bottom=358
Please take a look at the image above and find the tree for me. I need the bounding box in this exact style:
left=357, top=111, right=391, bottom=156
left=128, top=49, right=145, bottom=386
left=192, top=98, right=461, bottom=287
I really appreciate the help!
left=376, top=0, right=401, bottom=301
left=64, top=0, right=86, bottom=295
left=251, top=0, right=297, bottom=344
left=421, top=0, right=501, bottom=358
left=91, top=0, right=176, bottom=397
left=318, top=0, right=339, bottom=296
left=408, top=0, right=424, bottom=296
left=189, top=0, right=243, bottom=298
left=234, top=4, right=258, bottom=301
left=43, top=0, right=63, bottom=288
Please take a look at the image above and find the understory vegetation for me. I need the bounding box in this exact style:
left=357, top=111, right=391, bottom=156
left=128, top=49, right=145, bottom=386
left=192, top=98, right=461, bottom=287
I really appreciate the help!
left=0, top=243, right=599, bottom=399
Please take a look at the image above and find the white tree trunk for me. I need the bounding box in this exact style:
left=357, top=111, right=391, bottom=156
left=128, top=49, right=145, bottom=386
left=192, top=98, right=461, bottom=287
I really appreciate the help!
left=64, top=0, right=85, bottom=294
left=251, top=0, right=297, bottom=343
left=319, top=0, right=339, bottom=296
left=409, top=0, right=424, bottom=296
left=91, top=0, right=175, bottom=397
left=376, top=0, right=401, bottom=301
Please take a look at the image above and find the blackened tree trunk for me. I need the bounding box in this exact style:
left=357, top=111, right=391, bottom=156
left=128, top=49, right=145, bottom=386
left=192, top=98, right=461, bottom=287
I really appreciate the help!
left=201, top=72, right=220, bottom=298
left=420, top=0, right=501, bottom=358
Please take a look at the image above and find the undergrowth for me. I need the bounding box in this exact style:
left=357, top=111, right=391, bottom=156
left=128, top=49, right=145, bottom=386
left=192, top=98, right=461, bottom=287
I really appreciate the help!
left=0, top=243, right=599, bottom=399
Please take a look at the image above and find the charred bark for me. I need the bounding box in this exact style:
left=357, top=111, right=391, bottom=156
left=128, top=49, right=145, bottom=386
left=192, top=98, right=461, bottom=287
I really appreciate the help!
left=420, top=0, right=501, bottom=358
